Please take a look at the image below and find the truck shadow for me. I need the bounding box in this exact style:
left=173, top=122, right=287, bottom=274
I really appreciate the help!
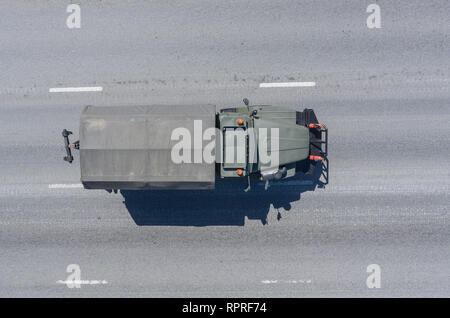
left=121, top=160, right=328, bottom=226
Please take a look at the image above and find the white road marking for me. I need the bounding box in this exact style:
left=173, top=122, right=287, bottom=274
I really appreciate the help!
left=259, top=82, right=316, bottom=88
left=56, top=280, right=108, bottom=285
left=49, top=86, right=103, bottom=93
left=48, top=183, right=83, bottom=189
left=261, top=279, right=312, bottom=284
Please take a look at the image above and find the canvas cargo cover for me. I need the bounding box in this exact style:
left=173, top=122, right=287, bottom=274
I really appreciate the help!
left=79, top=105, right=216, bottom=189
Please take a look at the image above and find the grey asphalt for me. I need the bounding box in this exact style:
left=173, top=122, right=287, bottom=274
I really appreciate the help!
left=0, top=0, right=449, bottom=297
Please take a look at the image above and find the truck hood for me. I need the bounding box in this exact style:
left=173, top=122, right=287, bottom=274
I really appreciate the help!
left=253, top=118, right=309, bottom=169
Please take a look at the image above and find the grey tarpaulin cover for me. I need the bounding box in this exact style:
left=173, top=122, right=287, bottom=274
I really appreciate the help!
left=79, top=105, right=216, bottom=189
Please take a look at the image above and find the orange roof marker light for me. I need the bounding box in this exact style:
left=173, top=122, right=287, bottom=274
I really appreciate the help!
left=236, top=169, right=244, bottom=176
left=309, top=155, right=324, bottom=161
left=237, top=118, right=245, bottom=125
left=308, top=123, right=324, bottom=129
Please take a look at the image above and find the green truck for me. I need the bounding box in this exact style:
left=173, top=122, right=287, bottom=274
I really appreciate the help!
left=62, top=99, right=328, bottom=191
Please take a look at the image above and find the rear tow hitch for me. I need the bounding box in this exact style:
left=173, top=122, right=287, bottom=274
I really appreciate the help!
left=62, top=129, right=79, bottom=163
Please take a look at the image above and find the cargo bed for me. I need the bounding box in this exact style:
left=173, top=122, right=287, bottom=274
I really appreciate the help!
left=79, top=105, right=216, bottom=190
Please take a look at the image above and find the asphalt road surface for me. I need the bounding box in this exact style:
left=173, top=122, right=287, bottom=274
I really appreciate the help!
left=0, top=0, right=449, bottom=297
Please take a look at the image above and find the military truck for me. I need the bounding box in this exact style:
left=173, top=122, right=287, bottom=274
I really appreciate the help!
left=62, top=99, right=327, bottom=191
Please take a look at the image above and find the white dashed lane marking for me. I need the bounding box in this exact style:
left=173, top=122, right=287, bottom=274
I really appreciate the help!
left=48, top=183, right=83, bottom=189
left=259, top=82, right=316, bottom=88
left=49, top=86, right=103, bottom=93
